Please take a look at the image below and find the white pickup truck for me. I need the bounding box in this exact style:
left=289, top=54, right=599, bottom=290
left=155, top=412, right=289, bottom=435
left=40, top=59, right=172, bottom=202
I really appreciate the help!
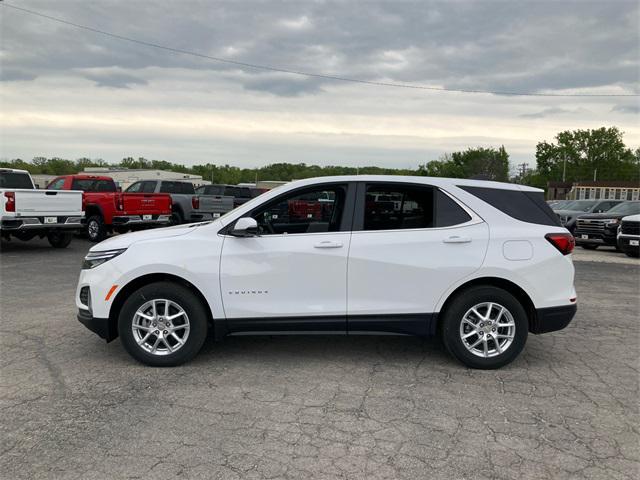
left=1, top=168, right=84, bottom=248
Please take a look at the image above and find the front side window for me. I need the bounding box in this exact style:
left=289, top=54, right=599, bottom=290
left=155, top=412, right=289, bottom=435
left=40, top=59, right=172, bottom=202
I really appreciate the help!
left=364, top=184, right=434, bottom=231
left=251, top=185, right=346, bottom=235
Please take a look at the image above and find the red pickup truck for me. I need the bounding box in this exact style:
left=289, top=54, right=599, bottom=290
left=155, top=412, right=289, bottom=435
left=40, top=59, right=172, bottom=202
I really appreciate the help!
left=47, top=175, right=172, bottom=242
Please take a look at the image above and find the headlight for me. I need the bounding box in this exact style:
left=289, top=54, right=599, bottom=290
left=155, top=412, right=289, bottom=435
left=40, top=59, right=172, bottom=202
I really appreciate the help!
left=82, top=248, right=126, bottom=269
left=605, top=219, right=620, bottom=227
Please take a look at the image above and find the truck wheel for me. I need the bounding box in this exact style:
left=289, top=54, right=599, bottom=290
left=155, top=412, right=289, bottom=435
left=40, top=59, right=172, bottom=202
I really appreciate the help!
left=118, top=282, right=208, bottom=367
left=171, top=209, right=184, bottom=225
left=625, top=249, right=640, bottom=258
left=86, top=215, right=107, bottom=242
left=581, top=244, right=598, bottom=250
left=47, top=231, right=73, bottom=248
left=441, top=286, right=528, bottom=369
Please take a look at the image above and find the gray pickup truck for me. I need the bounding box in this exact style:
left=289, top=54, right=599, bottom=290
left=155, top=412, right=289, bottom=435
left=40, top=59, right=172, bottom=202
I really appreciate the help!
left=125, top=180, right=234, bottom=224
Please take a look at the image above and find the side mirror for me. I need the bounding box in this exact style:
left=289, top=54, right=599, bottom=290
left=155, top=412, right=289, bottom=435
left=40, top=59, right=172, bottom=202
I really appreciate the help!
left=230, top=217, right=258, bottom=237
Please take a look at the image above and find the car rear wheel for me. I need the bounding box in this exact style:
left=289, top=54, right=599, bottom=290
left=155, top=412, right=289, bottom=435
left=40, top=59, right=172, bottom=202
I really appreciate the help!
left=118, top=282, right=208, bottom=366
left=441, top=286, right=528, bottom=369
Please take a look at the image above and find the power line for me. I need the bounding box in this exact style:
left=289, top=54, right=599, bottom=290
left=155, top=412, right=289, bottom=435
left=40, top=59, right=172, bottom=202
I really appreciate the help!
left=2, top=1, right=638, bottom=98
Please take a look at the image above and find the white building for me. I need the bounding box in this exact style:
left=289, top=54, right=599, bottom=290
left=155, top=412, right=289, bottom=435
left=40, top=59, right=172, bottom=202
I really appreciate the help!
left=83, top=167, right=210, bottom=190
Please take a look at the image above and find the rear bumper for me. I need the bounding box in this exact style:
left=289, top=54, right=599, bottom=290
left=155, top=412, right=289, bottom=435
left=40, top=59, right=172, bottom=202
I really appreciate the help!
left=112, top=214, right=171, bottom=226
left=77, top=309, right=116, bottom=342
left=1, top=216, right=83, bottom=231
left=530, top=304, right=577, bottom=334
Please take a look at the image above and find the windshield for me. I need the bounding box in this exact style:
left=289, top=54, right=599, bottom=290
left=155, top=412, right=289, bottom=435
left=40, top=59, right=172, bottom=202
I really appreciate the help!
left=606, top=202, right=640, bottom=216
left=564, top=200, right=598, bottom=212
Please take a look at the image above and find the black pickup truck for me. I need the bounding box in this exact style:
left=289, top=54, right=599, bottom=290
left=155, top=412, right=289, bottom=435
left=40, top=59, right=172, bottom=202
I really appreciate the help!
left=574, top=201, right=640, bottom=250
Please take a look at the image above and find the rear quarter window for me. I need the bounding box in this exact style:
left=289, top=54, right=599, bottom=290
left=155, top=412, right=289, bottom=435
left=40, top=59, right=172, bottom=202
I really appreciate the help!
left=459, top=186, right=561, bottom=227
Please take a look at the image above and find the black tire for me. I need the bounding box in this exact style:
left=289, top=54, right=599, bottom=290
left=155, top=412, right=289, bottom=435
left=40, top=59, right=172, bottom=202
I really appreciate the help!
left=441, top=286, right=529, bottom=369
left=581, top=244, right=598, bottom=250
left=86, top=215, right=107, bottom=242
left=46, top=231, right=73, bottom=248
left=171, top=208, right=184, bottom=225
left=118, top=281, right=208, bottom=367
left=625, top=250, right=640, bottom=258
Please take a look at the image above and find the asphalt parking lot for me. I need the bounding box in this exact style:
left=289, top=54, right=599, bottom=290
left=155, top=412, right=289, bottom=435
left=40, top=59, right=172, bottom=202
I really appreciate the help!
left=1, top=238, right=638, bottom=480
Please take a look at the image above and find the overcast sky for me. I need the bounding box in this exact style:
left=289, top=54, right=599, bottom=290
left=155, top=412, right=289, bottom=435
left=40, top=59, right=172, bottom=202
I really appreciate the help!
left=1, top=0, right=638, bottom=169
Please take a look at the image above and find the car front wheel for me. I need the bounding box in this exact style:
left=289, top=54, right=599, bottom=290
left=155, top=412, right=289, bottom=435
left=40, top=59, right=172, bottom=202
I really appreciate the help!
left=118, top=282, right=208, bottom=366
left=441, top=286, right=528, bottom=369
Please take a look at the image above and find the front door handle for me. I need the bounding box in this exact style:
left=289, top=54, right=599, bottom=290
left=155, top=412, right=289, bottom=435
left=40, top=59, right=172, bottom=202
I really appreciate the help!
left=443, top=236, right=472, bottom=244
left=314, top=241, right=343, bottom=248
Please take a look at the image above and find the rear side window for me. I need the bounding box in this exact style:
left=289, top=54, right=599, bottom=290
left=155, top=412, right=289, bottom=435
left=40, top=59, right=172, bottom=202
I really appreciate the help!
left=459, top=186, right=560, bottom=227
left=72, top=179, right=117, bottom=192
left=364, top=184, right=434, bottom=230
left=435, top=190, right=472, bottom=227
left=160, top=181, right=195, bottom=194
left=0, top=172, right=34, bottom=189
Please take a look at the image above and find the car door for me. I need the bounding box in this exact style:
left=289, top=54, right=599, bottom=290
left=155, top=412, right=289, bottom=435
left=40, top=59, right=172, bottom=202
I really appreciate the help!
left=347, top=182, right=489, bottom=335
left=219, top=183, right=355, bottom=333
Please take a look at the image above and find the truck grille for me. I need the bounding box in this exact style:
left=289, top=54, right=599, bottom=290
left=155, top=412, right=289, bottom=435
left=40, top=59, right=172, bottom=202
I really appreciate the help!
left=621, top=221, right=640, bottom=236
left=576, top=218, right=605, bottom=234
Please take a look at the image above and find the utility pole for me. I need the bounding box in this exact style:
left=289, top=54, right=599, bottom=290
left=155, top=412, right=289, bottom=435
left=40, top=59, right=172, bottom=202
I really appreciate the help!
left=517, top=163, right=528, bottom=182
left=562, top=154, right=567, bottom=182
left=593, top=168, right=597, bottom=182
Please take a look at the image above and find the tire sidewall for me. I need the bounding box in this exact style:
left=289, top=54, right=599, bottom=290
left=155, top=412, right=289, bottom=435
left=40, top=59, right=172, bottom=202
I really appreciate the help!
left=442, top=286, right=528, bottom=369
left=47, top=231, right=73, bottom=248
left=118, top=282, right=208, bottom=367
left=87, top=216, right=106, bottom=242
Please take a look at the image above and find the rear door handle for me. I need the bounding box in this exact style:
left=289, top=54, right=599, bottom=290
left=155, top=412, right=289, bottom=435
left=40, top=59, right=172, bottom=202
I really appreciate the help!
left=314, top=241, right=343, bottom=248
left=443, top=236, right=472, bottom=244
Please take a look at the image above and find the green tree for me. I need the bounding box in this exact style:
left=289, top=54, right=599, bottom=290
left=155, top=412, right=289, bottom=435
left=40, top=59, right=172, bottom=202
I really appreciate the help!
left=535, top=127, right=639, bottom=183
left=418, top=146, right=510, bottom=181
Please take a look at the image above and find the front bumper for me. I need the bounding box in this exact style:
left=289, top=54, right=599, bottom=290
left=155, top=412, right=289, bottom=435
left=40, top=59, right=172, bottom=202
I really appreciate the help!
left=530, top=304, right=577, bottom=334
left=574, top=231, right=617, bottom=246
left=1, top=216, right=83, bottom=231
left=617, top=235, right=640, bottom=255
left=77, top=308, right=117, bottom=342
left=112, top=214, right=171, bottom=226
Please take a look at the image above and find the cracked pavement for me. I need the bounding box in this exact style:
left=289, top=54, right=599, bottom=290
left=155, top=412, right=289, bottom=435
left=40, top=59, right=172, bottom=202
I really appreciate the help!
left=1, top=238, right=638, bottom=479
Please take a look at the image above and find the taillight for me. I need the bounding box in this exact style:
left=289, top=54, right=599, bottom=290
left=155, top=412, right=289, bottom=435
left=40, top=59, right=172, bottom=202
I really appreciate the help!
left=192, top=196, right=199, bottom=209
left=545, top=233, right=575, bottom=255
left=4, top=192, right=15, bottom=212
left=115, top=194, right=124, bottom=211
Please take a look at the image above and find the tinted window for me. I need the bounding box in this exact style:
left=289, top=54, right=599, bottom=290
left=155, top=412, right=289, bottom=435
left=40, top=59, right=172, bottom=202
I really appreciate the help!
left=460, top=186, right=560, bottom=227
left=435, top=190, right=472, bottom=227
left=363, top=184, right=434, bottom=231
left=72, top=179, right=117, bottom=192
left=0, top=172, right=34, bottom=189
left=47, top=178, right=65, bottom=190
left=141, top=181, right=157, bottom=193
left=251, top=185, right=346, bottom=235
left=204, top=185, right=225, bottom=195
left=607, top=202, right=640, bottom=216
left=160, top=181, right=195, bottom=194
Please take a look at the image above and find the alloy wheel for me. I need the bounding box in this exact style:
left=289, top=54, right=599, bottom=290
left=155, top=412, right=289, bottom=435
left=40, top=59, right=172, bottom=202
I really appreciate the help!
left=131, top=299, right=190, bottom=356
left=459, top=302, right=516, bottom=358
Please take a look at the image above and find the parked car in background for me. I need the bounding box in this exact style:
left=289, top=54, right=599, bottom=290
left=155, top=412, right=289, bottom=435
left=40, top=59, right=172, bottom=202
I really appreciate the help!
left=126, top=180, right=234, bottom=225
left=196, top=184, right=264, bottom=208
left=547, top=199, right=572, bottom=209
left=553, top=199, right=622, bottom=233
left=76, top=175, right=576, bottom=370
left=574, top=201, right=640, bottom=250
left=617, top=214, right=640, bottom=258
left=1, top=168, right=83, bottom=248
left=47, top=175, right=172, bottom=242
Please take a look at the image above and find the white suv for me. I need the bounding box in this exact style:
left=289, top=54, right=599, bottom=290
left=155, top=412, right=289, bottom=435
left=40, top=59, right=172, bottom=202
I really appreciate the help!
left=76, top=176, right=577, bottom=369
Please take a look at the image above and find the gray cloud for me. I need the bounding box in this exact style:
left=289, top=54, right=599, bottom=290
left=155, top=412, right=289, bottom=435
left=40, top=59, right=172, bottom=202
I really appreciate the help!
left=519, top=107, right=582, bottom=119
left=612, top=104, right=640, bottom=114
left=1, top=0, right=637, bottom=96
left=83, top=71, right=147, bottom=89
